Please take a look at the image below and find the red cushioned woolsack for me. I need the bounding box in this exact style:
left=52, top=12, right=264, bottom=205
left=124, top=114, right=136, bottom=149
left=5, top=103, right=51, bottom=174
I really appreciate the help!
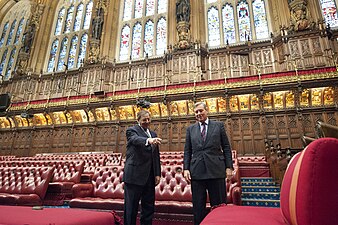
left=280, top=138, right=338, bottom=225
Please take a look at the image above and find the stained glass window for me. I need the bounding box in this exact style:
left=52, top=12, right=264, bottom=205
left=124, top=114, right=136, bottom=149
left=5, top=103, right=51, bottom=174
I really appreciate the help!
left=208, top=7, right=221, bottom=47
left=146, top=0, right=155, bottom=16
left=6, top=20, right=17, bottom=46
left=157, top=0, right=167, bottom=14
left=83, top=1, right=93, bottom=29
left=74, top=4, right=84, bottom=31
left=135, top=0, right=144, bottom=19
left=156, top=17, right=166, bottom=55
left=237, top=1, right=251, bottom=42
left=47, top=0, right=92, bottom=72
left=64, top=5, right=75, bottom=33
left=55, top=8, right=66, bottom=35
left=0, top=1, right=30, bottom=80
left=0, top=49, right=8, bottom=75
left=5, top=48, right=16, bottom=79
left=68, top=36, right=78, bottom=69
left=205, top=0, right=270, bottom=47
left=47, top=39, right=59, bottom=72
left=144, top=20, right=154, bottom=56
left=0, top=22, right=9, bottom=48
left=320, top=0, right=338, bottom=27
left=120, top=25, right=131, bottom=61
left=123, top=0, right=133, bottom=21
left=222, top=4, right=236, bottom=44
left=77, top=33, right=88, bottom=67
left=253, top=0, right=269, bottom=39
left=57, top=38, right=68, bottom=71
left=14, top=18, right=24, bottom=44
left=132, top=23, right=142, bottom=59
left=119, top=0, right=167, bottom=61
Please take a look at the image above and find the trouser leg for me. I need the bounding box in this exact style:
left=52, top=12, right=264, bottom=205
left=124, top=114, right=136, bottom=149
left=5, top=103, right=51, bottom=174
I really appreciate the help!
left=140, top=173, right=155, bottom=225
left=124, top=182, right=142, bottom=225
left=207, top=178, right=226, bottom=207
left=191, top=179, right=207, bottom=225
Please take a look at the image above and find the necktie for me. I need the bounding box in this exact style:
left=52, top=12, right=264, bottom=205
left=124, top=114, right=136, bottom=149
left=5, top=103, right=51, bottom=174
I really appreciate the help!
left=201, top=122, right=206, bottom=141
left=143, top=128, right=151, bottom=138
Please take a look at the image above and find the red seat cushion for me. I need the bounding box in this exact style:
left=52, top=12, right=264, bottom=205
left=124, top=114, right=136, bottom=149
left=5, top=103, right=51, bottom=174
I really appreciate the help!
left=201, top=205, right=284, bottom=225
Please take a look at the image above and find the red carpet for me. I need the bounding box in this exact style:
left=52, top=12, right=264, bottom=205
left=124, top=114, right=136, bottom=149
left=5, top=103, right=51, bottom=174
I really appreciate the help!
left=0, top=205, right=121, bottom=225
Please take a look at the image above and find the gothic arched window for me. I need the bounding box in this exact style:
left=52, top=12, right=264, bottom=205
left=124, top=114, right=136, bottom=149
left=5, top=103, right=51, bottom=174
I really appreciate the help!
left=144, top=20, right=154, bottom=56
left=319, top=0, right=338, bottom=28
left=77, top=33, right=88, bottom=67
left=156, top=17, right=167, bottom=55
left=0, top=0, right=30, bottom=80
left=252, top=0, right=269, bottom=39
left=118, top=0, right=167, bottom=61
left=47, top=0, right=93, bottom=73
left=222, top=4, right=236, bottom=44
left=238, top=1, right=251, bottom=42
left=206, top=0, right=270, bottom=47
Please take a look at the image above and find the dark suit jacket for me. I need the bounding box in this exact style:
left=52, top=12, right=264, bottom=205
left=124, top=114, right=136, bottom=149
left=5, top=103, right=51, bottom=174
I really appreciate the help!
left=184, top=120, right=233, bottom=180
left=123, top=125, right=161, bottom=186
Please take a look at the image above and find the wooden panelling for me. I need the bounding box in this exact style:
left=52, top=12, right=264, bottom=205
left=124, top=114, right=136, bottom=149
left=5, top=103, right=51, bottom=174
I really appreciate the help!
left=11, top=130, right=31, bottom=156
left=0, top=111, right=337, bottom=156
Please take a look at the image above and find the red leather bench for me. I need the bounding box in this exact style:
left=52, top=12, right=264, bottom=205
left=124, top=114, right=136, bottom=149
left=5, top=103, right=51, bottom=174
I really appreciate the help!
left=0, top=167, right=53, bottom=206
left=46, top=160, right=85, bottom=200
left=11, top=154, right=109, bottom=183
left=69, top=166, right=125, bottom=210
left=0, top=160, right=85, bottom=203
left=70, top=161, right=242, bottom=222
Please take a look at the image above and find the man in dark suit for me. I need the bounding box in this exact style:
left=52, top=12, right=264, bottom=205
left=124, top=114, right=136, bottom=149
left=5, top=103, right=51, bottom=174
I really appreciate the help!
left=123, top=110, right=162, bottom=225
left=183, top=102, right=233, bottom=225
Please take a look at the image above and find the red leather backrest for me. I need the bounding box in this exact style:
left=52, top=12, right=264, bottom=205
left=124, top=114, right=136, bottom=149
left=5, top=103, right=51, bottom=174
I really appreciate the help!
left=83, top=156, right=107, bottom=174
left=0, top=167, right=53, bottom=199
left=91, top=166, right=124, bottom=199
left=238, top=156, right=266, bottom=163
left=156, top=165, right=192, bottom=202
left=160, top=159, right=184, bottom=166
left=105, top=153, right=123, bottom=166
left=52, top=160, right=84, bottom=183
left=160, top=152, right=184, bottom=160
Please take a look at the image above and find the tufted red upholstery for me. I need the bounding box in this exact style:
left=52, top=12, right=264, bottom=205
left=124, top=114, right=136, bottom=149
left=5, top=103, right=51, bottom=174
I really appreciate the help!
left=0, top=160, right=85, bottom=203
left=160, top=152, right=184, bottom=160
left=70, top=158, right=241, bottom=222
left=0, top=156, right=16, bottom=161
left=201, top=138, right=338, bottom=225
left=0, top=167, right=53, bottom=206
left=155, top=165, right=192, bottom=214
left=0, top=160, right=84, bottom=184
left=82, top=156, right=107, bottom=174
left=1, top=154, right=109, bottom=184
left=69, top=166, right=124, bottom=210
left=44, top=160, right=85, bottom=200
left=105, top=153, right=123, bottom=166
